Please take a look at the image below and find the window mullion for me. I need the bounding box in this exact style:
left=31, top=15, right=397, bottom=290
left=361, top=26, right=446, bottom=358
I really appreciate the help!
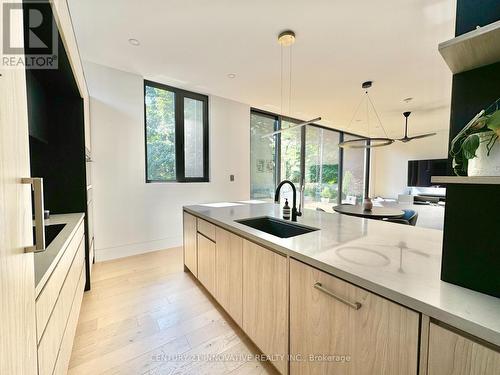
left=175, top=92, right=186, bottom=182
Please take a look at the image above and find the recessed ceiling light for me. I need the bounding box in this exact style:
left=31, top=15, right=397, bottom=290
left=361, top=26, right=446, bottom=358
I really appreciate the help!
left=227, top=73, right=236, bottom=79
left=403, top=97, right=413, bottom=103
left=128, top=38, right=140, bottom=46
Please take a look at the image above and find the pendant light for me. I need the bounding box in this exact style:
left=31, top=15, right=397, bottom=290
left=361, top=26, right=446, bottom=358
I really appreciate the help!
left=395, top=111, right=436, bottom=142
left=261, top=30, right=321, bottom=138
left=339, top=81, right=394, bottom=149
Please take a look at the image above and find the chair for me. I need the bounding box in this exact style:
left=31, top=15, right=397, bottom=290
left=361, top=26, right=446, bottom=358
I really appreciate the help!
left=384, top=209, right=418, bottom=226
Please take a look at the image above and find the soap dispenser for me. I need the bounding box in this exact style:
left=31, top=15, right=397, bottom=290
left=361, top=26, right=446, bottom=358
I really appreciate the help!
left=283, top=198, right=291, bottom=220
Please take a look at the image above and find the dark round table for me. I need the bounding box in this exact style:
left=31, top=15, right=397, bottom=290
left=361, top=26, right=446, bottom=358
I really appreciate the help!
left=334, top=204, right=404, bottom=219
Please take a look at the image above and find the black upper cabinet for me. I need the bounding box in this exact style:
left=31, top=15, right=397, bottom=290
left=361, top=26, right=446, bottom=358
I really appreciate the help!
left=455, top=0, right=500, bottom=36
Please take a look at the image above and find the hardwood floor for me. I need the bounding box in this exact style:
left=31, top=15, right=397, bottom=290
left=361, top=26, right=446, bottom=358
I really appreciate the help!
left=69, top=247, right=278, bottom=375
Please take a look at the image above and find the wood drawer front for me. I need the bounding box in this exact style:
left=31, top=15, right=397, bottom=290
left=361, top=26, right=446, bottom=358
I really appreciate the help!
left=428, top=323, right=500, bottom=375
left=36, top=222, right=85, bottom=342
left=38, top=242, right=85, bottom=375
left=290, top=259, right=420, bottom=375
left=197, top=218, right=216, bottom=241
left=242, top=240, right=288, bottom=375
left=197, top=233, right=216, bottom=296
left=52, top=268, right=85, bottom=375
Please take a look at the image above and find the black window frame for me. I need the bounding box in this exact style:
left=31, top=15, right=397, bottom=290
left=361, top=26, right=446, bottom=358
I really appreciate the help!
left=250, top=108, right=370, bottom=204
left=144, top=80, right=209, bottom=183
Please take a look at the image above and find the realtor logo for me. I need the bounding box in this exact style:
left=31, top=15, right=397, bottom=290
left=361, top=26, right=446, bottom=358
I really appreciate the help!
left=2, top=0, right=58, bottom=69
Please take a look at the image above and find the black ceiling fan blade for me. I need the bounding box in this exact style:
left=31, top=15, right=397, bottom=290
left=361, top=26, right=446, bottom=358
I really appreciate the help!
left=406, top=132, right=437, bottom=140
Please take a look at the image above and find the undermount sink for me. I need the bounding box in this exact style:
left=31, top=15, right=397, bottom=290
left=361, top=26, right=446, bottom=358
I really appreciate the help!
left=236, top=216, right=319, bottom=238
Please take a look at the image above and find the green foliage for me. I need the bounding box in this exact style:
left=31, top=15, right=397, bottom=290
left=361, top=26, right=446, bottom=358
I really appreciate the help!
left=321, top=187, right=332, bottom=199
left=462, top=134, right=480, bottom=159
left=450, top=99, right=500, bottom=175
left=308, top=164, right=339, bottom=184
left=145, top=86, right=176, bottom=181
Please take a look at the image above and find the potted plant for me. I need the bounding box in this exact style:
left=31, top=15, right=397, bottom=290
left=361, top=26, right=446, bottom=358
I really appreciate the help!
left=450, top=102, right=500, bottom=176
left=320, top=187, right=331, bottom=203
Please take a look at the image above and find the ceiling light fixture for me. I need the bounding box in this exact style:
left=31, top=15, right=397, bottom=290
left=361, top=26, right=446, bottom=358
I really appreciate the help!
left=227, top=73, right=236, bottom=79
left=262, top=30, right=321, bottom=138
left=128, top=38, right=140, bottom=46
left=339, top=81, right=394, bottom=149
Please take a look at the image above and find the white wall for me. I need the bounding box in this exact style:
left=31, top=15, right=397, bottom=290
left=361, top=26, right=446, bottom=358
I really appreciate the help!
left=371, top=130, right=449, bottom=198
left=85, top=62, right=250, bottom=261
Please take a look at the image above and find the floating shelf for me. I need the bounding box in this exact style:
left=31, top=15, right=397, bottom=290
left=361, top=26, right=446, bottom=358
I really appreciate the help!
left=431, top=176, right=500, bottom=185
left=438, top=20, right=500, bottom=74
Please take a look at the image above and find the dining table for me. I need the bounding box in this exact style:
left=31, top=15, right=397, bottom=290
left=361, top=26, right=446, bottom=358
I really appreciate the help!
left=333, top=204, right=405, bottom=219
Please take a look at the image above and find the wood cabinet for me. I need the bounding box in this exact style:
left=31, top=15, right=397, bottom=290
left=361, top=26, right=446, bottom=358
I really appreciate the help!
left=289, top=259, right=420, bottom=375
left=183, top=212, right=198, bottom=276
left=215, top=227, right=243, bottom=326
left=243, top=240, right=288, bottom=375
left=37, top=236, right=85, bottom=375
left=197, top=233, right=216, bottom=296
left=0, top=0, right=38, bottom=372
left=427, top=323, right=500, bottom=375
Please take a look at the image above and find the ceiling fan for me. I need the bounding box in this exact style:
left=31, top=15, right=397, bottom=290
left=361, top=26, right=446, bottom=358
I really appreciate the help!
left=396, top=111, right=436, bottom=143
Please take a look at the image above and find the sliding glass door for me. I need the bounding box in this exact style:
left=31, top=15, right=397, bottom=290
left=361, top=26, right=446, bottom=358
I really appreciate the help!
left=304, top=126, right=340, bottom=212
left=341, top=134, right=367, bottom=204
left=250, top=112, right=277, bottom=199
left=250, top=109, right=368, bottom=210
left=280, top=119, right=302, bottom=185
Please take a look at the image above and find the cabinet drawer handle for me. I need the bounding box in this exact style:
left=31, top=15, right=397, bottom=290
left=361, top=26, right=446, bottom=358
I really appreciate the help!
left=313, top=282, right=362, bottom=310
left=22, top=177, right=46, bottom=253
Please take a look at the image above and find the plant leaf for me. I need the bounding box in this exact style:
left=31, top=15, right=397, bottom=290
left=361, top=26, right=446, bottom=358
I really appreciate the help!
left=462, top=134, right=480, bottom=159
left=486, top=110, right=500, bottom=137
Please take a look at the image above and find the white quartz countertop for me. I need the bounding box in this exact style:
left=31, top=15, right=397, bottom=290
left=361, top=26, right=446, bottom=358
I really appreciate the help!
left=184, top=202, right=500, bottom=346
left=34, top=213, right=85, bottom=297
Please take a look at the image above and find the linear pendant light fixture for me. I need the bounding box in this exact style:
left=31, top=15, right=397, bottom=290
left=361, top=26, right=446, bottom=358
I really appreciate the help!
left=339, top=81, right=394, bottom=149
left=262, top=30, right=321, bottom=138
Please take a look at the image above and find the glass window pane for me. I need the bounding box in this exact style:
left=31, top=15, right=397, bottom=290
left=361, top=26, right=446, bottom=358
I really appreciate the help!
left=280, top=120, right=302, bottom=185
left=250, top=113, right=276, bottom=199
left=145, top=85, right=176, bottom=181
left=184, top=97, right=204, bottom=178
left=342, top=134, right=366, bottom=204
left=304, top=126, right=340, bottom=212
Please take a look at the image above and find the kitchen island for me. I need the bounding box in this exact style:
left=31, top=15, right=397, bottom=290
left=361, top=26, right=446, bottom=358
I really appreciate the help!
left=184, top=202, right=499, bottom=374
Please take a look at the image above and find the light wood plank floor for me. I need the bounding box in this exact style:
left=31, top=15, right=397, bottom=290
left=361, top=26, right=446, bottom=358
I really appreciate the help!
left=69, top=247, right=278, bottom=375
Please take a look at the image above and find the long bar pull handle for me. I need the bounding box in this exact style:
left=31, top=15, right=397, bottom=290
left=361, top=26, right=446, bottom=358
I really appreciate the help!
left=22, top=177, right=46, bottom=253
left=313, top=282, right=362, bottom=310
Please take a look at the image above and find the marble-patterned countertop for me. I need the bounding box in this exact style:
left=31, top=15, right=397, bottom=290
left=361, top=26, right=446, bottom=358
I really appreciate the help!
left=184, top=202, right=500, bottom=346
left=34, top=213, right=85, bottom=297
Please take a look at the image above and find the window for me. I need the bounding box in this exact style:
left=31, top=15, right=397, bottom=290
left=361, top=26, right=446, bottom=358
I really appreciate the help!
left=250, top=112, right=277, bottom=199
left=341, top=134, right=367, bottom=204
left=250, top=109, right=369, bottom=210
left=280, top=119, right=302, bottom=185
left=144, top=80, right=208, bottom=182
left=304, top=126, right=340, bottom=212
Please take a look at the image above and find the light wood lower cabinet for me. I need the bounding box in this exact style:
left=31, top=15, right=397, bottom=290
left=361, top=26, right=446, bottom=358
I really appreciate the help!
left=289, top=259, right=420, bottom=375
left=37, top=233, right=85, bottom=375
left=243, top=240, right=288, bottom=375
left=215, top=227, right=243, bottom=326
left=197, top=233, right=216, bottom=296
left=427, top=323, right=500, bottom=375
left=183, top=212, right=198, bottom=276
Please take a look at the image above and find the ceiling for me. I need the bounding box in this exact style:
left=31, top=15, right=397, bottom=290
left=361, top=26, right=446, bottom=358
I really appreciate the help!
left=68, top=0, right=456, bottom=137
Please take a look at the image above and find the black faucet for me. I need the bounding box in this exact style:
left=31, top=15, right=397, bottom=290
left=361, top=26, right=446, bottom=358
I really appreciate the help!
left=274, top=180, right=302, bottom=222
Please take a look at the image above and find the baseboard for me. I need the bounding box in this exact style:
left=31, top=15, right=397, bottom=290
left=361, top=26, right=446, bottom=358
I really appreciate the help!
left=95, top=236, right=183, bottom=262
